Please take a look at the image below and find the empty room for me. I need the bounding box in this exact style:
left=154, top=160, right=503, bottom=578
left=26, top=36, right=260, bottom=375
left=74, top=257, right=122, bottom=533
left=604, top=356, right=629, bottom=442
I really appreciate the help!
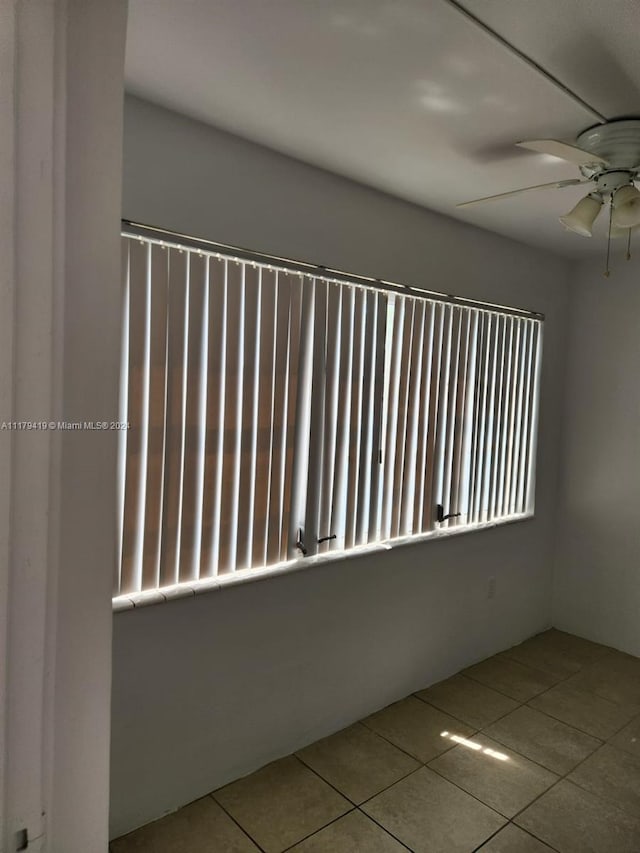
left=3, top=2, right=640, bottom=852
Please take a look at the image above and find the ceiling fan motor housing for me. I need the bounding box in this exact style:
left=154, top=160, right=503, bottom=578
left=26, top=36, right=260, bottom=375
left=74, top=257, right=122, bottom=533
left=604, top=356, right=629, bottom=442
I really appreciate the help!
left=578, top=120, right=640, bottom=170
left=594, top=170, right=634, bottom=195
left=577, top=119, right=640, bottom=199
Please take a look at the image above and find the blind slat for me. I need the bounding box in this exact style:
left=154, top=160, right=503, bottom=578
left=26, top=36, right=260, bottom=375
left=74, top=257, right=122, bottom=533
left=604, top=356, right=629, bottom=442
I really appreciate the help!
left=200, top=257, right=226, bottom=577
left=368, top=293, right=389, bottom=541
left=400, top=300, right=426, bottom=535
left=319, top=285, right=342, bottom=553
left=355, top=291, right=378, bottom=545
left=433, top=305, right=454, bottom=520
left=524, top=322, right=543, bottom=512
left=345, top=290, right=366, bottom=549
left=157, top=248, right=189, bottom=586
left=495, top=317, right=514, bottom=518
left=421, top=302, right=445, bottom=532
left=390, top=299, right=415, bottom=539
left=252, top=268, right=277, bottom=567
left=509, top=319, right=528, bottom=515
left=120, top=239, right=144, bottom=594
left=414, top=303, right=435, bottom=532
left=441, top=307, right=463, bottom=528
left=236, top=265, right=260, bottom=570
left=517, top=320, right=536, bottom=512
left=381, top=297, right=405, bottom=539
left=330, top=287, right=355, bottom=550
left=449, top=309, right=471, bottom=527
left=178, top=252, right=207, bottom=582
left=486, top=314, right=506, bottom=522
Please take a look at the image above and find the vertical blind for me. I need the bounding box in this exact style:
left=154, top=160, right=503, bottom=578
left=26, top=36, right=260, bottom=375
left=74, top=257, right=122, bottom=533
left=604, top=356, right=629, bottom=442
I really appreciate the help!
left=116, top=231, right=543, bottom=597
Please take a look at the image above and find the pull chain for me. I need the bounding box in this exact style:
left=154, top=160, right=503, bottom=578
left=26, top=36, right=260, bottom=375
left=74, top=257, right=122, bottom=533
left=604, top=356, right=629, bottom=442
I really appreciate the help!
left=627, top=228, right=632, bottom=261
left=604, top=199, right=612, bottom=278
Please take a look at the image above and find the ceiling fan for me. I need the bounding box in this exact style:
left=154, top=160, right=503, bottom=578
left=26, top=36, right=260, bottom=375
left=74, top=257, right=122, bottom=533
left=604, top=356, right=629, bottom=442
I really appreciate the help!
left=457, top=119, right=640, bottom=257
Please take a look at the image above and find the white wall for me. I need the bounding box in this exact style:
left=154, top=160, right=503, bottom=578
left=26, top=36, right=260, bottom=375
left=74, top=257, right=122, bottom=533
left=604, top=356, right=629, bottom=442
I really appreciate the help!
left=553, top=257, right=640, bottom=657
left=111, top=95, right=571, bottom=838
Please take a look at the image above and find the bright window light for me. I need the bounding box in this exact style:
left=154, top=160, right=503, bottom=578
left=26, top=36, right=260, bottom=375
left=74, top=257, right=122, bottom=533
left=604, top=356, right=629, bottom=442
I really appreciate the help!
left=114, top=227, right=542, bottom=601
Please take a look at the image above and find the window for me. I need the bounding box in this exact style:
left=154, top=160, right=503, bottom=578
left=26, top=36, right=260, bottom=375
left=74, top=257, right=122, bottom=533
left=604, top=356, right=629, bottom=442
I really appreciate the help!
left=115, top=225, right=542, bottom=600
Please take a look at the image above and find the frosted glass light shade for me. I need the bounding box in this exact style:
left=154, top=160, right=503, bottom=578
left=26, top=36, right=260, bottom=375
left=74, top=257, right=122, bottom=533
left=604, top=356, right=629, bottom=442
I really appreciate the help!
left=610, top=223, right=640, bottom=239
left=612, top=185, right=640, bottom=229
left=559, top=194, right=602, bottom=237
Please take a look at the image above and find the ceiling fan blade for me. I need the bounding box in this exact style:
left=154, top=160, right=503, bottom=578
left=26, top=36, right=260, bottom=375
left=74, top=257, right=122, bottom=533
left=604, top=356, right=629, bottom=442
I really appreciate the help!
left=456, top=179, right=588, bottom=208
left=516, top=139, right=608, bottom=166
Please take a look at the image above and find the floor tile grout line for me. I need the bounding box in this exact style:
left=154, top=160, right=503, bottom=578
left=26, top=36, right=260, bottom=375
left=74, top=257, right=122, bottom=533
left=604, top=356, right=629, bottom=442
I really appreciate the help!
left=210, top=754, right=355, bottom=852
left=459, top=640, right=619, bottom=706
left=460, top=670, right=570, bottom=705
left=433, top=732, right=563, bottom=779
left=424, top=759, right=516, bottom=822
left=525, top=694, right=638, bottom=741
left=489, top=651, right=581, bottom=682
left=481, top=697, right=607, bottom=741
left=354, top=804, right=419, bottom=852
left=289, top=753, right=358, bottom=806
left=296, top=718, right=423, bottom=770
left=354, top=765, right=425, bottom=809
left=470, top=820, right=562, bottom=853
left=470, top=823, right=505, bottom=853
left=279, top=806, right=358, bottom=853
left=508, top=773, right=633, bottom=847
left=473, top=722, right=600, bottom=779
left=358, top=713, right=477, bottom=765
left=351, top=728, right=555, bottom=842
left=470, top=646, right=580, bottom=676
left=295, top=751, right=421, bottom=811
left=207, top=792, right=269, bottom=853
left=525, top=660, right=640, bottom=710
left=367, top=691, right=481, bottom=737
left=415, top=692, right=522, bottom=731
left=559, top=742, right=640, bottom=819
left=506, top=722, right=626, bottom=829
left=420, top=704, right=609, bottom=832
left=507, top=821, right=563, bottom=853
left=341, top=689, right=597, bottom=804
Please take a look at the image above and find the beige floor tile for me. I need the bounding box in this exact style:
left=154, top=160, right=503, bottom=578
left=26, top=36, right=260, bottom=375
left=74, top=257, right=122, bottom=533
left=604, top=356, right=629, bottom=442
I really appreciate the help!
left=362, top=766, right=505, bottom=853
left=428, top=734, right=558, bottom=818
left=476, top=823, right=556, bottom=852
left=416, top=674, right=519, bottom=729
left=483, top=705, right=601, bottom=774
left=521, top=629, right=610, bottom=668
left=362, top=696, right=475, bottom=763
left=111, top=797, right=259, bottom=853
left=528, top=681, right=638, bottom=740
left=565, top=651, right=640, bottom=709
left=213, top=756, right=350, bottom=853
left=502, top=638, right=580, bottom=680
left=568, top=744, right=640, bottom=817
left=609, top=714, right=640, bottom=758
left=287, top=810, right=406, bottom=852
left=296, top=723, right=419, bottom=804
left=515, top=779, right=640, bottom=853
left=462, top=654, right=560, bottom=702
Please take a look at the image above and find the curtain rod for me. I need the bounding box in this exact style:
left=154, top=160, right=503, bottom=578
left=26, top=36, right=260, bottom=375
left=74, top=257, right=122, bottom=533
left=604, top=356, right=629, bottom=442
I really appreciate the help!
left=121, top=220, right=545, bottom=321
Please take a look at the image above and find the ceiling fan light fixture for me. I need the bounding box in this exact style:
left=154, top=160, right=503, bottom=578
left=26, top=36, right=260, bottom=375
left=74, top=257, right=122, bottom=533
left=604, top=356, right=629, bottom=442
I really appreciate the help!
left=610, top=223, right=640, bottom=239
left=559, top=193, right=602, bottom=237
left=612, top=184, right=640, bottom=229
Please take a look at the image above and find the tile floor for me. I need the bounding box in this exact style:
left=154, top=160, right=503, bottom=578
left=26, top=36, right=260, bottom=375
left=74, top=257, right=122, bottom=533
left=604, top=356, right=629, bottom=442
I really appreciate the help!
left=111, top=629, right=640, bottom=852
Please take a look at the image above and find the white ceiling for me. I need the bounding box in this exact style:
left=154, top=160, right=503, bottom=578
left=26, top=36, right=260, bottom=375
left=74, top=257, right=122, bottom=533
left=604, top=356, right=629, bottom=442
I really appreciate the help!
left=125, top=0, right=640, bottom=258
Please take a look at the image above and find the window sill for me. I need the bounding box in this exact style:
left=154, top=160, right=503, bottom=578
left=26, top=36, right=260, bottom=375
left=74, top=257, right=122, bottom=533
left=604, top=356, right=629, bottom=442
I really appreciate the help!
left=112, top=512, right=534, bottom=612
